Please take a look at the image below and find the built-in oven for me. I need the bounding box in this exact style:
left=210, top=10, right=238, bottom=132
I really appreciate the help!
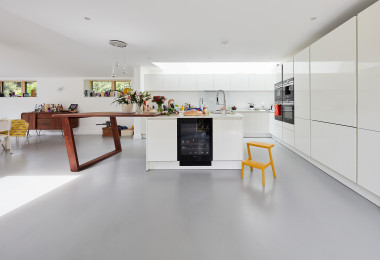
left=282, top=103, right=294, bottom=124
left=274, top=81, right=283, bottom=103
left=177, top=118, right=213, bottom=166
left=282, top=78, right=294, bottom=103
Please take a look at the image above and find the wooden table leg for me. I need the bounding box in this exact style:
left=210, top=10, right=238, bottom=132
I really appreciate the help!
left=61, top=116, right=123, bottom=172
left=110, top=116, right=122, bottom=151
left=61, top=117, right=80, bottom=172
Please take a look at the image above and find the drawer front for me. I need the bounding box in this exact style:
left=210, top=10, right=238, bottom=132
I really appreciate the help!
left=37, top=113, right=54, bottom=119
left=37, top=119, right=55, bottom=129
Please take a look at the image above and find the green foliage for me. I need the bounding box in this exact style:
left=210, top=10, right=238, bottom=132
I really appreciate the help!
left=92, top=81, right=112, bottom=93
left=2, top=82, right=22, bottom=96
left=116, top=81, right=131, bottom=91
left=26, top=82, right=37, bottom=96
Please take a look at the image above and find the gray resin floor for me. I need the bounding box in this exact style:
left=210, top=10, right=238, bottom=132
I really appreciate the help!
left=0, top=135, right=380, bottom=260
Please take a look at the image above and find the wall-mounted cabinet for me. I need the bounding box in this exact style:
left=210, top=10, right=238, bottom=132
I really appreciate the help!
left=294, top=47, right=310, bottom=120
left=310, top=17, right=357, bottom=127
left=213, top=74, right=230, bottom=91
left=310, top=121, right=356, bottom=182
left=196, top=74, right=213, bottom=90
left=144, top=74, right=163, bottom=91
left=358, top=1, right=380, bottom=132
left=145, top=73, right=274, bottom=91
left=179, top=74, right=196, bottom=91
left=163, top=74, right=179, bottom=91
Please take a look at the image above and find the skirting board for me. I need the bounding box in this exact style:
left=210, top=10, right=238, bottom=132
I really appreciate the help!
left=272, top=136, right=380, bottom=208
left=146, top=161, right=242, bottom=171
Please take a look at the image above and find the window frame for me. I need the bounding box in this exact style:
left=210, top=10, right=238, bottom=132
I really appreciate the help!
left=89, top=80, right=132, bottom=96
left=0, top=81, right=37, bottom=97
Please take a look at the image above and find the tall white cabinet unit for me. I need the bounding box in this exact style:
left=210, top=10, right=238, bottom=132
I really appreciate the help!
left=357, top=1, right=380, bottom=197
left=283, top=57, right=294, bottom=80
left=310, top=17, right=357, bottom=127
left=294, top=47, right=311, bottom=156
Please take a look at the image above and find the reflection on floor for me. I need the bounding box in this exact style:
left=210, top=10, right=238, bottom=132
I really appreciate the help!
left=0, top=135, right=380, bottom=260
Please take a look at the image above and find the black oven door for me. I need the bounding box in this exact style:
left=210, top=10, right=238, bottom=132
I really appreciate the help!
left=282, top=104, right=294, bottom=124
left=274, top=85, right=283, bottom=102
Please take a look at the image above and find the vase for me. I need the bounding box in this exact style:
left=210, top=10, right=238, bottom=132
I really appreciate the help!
left=121, top=103, right=134, bottom=113
left=136, top=104, right=143, bottom=114
left=157, top=103, right=163, bottom=113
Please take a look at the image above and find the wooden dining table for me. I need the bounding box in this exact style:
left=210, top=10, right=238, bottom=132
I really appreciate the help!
left=53, top=112, right=159, bottom=172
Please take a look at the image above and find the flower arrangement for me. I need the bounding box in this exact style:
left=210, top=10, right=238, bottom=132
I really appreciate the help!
left=152, top=96, right=166, bottom=113
left=113, top=89, right=133, bottom=105
left=131, top=91, right=151, bottom=107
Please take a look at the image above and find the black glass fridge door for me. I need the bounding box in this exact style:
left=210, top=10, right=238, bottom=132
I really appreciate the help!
left=177, top=118, right=213, bottom=166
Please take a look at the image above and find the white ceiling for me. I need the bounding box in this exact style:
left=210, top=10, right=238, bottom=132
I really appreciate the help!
left=0, top=0, right=377, bottom=77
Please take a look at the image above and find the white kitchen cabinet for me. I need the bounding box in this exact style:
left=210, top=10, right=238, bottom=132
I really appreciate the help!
left=274, top=64, right=282, bottom=84
left=310, top=121, right=356, bottom=182
left=294, top=47, right=310, bottom=120
left=248, top=74, right=267, bottom=91
left=265, top=74, right=275, bottom=91
left=358, top=1, right=380, bottom=132
left=249, top=112, right=268, bottom=133
left=240, top=112, right=251, bottom=136
left=230, top=74, right=249, bottom=91
left=213, top=74, right=230, bottom=90
left=283, top=57, right=294, bottom=80
left=146, top=119, right=177, bottom=161
left=272, top=119, right=282, bottom=140
left=196, top=74, right=213, bottom=90
left=295, top=117, right=310, bottom=156
left=162, top=74, right=179, bottom=91
left=180, top=74, right=196, bottom=91
left=358, top=129, right=380, bottom=196
left=282, top=122, right=294, bottom=147
left=144, top=74, right=162, bottom=91
left=268, top=112, right=275, bottom=135
left=213, top=118, right=243, bottom=161
left=310, top=17, right=357, bottom=127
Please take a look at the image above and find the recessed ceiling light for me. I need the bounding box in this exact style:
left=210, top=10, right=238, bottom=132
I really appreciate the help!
left=147, top=57, right=152, bottom=60
left=84, top=17, right=91, bottom=21
left=221, top=41, right=230, bottom=46
left=310, top=17, right=317, bottom=21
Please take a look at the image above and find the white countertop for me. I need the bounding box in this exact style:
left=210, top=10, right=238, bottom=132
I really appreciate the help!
left=236, top=110, right=273, bottom=112
left=147, top=113, right=243, bottom=119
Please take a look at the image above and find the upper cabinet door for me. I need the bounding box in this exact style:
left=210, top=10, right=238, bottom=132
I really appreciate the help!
left=294, top=47, right=310, bottom=120
left=249, top=74, right=267, bottom=91
left=310, top=17, right=357, bottom=127
left=162, top=74, right=180, bottom=91
left=196, top=74, right=213, bottom=90
left=283, top=57, right=294, bottom=80
left=274, top=64, right=282, bottom=83
left=144, top=74, right=163, bottom=91
left=230, top=74, right=249, bottom=90
left=213, top=74, right=230, bottom=91
left=180, top=74, right=196, bottom=91
left=358, top=1, right=380, bottom=131
left=265, top=74, right=275, bottom=91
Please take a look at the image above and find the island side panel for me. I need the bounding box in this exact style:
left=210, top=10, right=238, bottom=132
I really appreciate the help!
left=213, top=118, right=243, bottom=161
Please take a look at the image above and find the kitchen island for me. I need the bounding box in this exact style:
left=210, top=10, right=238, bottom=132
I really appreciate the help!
left=146, top=113, right=243, bottom=170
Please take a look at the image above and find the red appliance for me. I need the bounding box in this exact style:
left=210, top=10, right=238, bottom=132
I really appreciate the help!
left=274, top=104, right=281, bottom=116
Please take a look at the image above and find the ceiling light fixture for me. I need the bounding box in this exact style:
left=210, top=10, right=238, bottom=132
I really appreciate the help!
left=310, top=17, right=317, bottom=21
left=84, top=17, right=91, bottom=21
left=109, top=40, right=127, bottom=77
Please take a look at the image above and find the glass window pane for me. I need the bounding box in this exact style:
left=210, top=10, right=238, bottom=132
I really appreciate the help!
left=92, top=81, right=112, bottom=93
left=116, top=81, right=131, bottom=92
left=26, top=82, right=37, bottom=97
left=2, top=82, right=22, bottom=97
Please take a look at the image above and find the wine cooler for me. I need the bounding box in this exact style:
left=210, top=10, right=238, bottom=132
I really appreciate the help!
left=177, top=118, right=213, bottom=166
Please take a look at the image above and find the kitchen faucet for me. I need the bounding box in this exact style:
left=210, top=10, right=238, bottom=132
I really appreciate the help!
left=216, top=90, right=226, bottom=115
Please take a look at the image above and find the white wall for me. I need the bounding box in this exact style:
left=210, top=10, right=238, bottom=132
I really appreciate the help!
left=0, top=78, right=134, bottom=135
left=148, top=91, right=274, bottom=111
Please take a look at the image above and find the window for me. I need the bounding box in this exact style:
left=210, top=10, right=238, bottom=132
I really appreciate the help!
left=91, top=81, right=112, bottom=93
left=115, top=81, right=131, bottom=92
left=0, top=81, right=37, bottom=97
left=26, top=82, right=37, bottom=96
left=86, top=80, right=132, bottom=97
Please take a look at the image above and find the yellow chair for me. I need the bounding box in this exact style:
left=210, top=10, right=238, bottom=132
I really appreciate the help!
left=241, top=141, right=276, bottom=186
left=0, top=119, right=29, bottom=154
